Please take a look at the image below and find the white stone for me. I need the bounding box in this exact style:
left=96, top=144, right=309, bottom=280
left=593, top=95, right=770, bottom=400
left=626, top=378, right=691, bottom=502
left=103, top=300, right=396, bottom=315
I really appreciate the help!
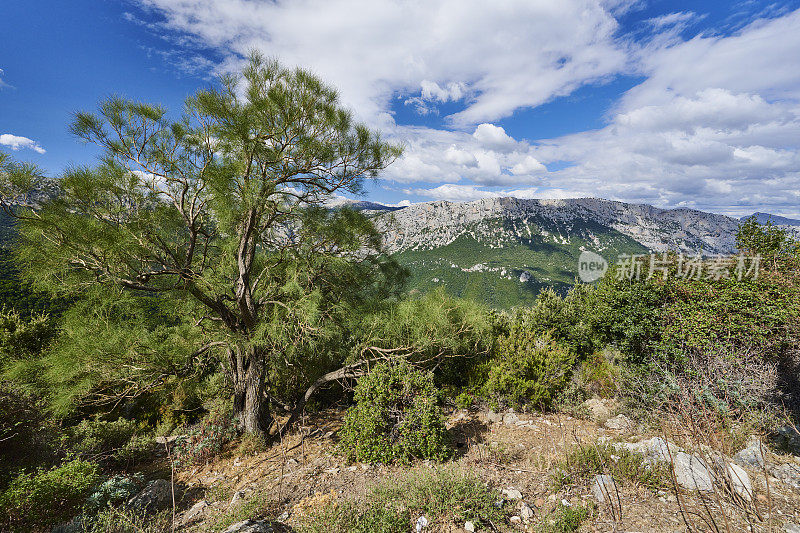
left=673, top=452, right=714, bottom=491
left=591, top=474, right=619, bottom=503
left=520, top=502, right=535, bottom=521
left=464, top=521, right=475, bottom=532
left=725, top=462, right=753, bottom=501
left=502, top=487, right=523, bottom=500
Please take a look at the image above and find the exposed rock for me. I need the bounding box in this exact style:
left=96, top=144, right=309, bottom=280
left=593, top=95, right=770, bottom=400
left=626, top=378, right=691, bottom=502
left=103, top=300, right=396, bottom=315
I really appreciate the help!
left=415, top=515, right=428, bottom=532
left=464, top=521, right=475, bottom=532
left=583, top=398, right=614, bottom=422
left=604, top=414, right=634, bottom=432
left=723, top=462, right=753, bottom=501
left=178, top=500, right=209, bottom=526
left=769, top=462, right=800, bottom=488
left=591, top=474, right=620, bottom=503
left=519, top=502, right=535, bottom=521
left=785, top=523, right=800, bottom=533
left=503, top=411, right=520, bottom=426
left=613, top=436, right=681, bottom=464
left=487, top=410, right=503, bottom=424
left=127, top=479, right=172, bottom=513
left=773, top=426, right=800, bottom=455
left=733, top=438, right=766, bottom=470
left=222, top=519, right=275, bottom=533
left=673, top=452, right=714, bottom=492
left=501, top=487, right=523, bottom=500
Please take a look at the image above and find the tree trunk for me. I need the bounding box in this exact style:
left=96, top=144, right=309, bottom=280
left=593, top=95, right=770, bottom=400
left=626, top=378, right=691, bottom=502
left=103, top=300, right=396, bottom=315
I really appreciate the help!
left=231, top=346, right=270, bottom=435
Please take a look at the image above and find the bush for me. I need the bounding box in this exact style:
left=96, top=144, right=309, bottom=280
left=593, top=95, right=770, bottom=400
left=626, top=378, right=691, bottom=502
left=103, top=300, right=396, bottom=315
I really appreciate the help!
left=85, top=473, right=144, bottom=511
left=483, top=332, right=575, bottom=410
left=577, top=348, right=621, bottom=398
left=338, top=361, right=451, bottom=463
left=551, top=443, right=669, bottom=492
left=0, top=382, right=60, bottom=489
left=299, top=465, right=506, bottom=532
left=536, top=502, right=593, bottom=533
left=0, top=459, right=101, bottom=532
left=173, top=407, right=237, bottom=467
left=66, top=417, right=152, bottom=465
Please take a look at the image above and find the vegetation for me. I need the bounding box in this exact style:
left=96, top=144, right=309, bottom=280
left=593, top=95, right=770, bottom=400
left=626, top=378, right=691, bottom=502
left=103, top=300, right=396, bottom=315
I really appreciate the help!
left=338, top=360, right=451, bottom=463
left=0, top=49, right=799, bottom=533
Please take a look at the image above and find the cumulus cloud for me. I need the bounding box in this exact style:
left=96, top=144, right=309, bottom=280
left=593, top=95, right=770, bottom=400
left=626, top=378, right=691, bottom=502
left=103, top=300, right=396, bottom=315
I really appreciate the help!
left=0, top=134, right=45, bottom=154
left=132, top=1, right=800, bottom=215
left=135, top=0, right=629, bottom=125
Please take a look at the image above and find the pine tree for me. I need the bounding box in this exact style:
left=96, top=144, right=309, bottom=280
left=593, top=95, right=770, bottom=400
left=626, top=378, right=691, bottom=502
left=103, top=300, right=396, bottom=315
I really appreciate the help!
left=0, top=53, right=403, bottom=436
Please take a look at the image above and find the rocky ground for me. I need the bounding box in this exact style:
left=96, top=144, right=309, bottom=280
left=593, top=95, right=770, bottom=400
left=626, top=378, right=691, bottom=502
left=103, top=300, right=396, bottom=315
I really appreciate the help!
left=128, top=404, right=800, bottom=533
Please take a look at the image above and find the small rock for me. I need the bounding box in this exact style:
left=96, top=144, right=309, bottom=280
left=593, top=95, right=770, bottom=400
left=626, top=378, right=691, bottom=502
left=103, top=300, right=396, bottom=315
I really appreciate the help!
left=287, top=458, right=299, bottom=466
left=733, top=438, right=766, bottom=470
left=323, top=467, right=340, bottom=474
left=520, top=502, right=535, bottom=521
left=222, top=519, right=274, bottom=533
left=591, top=474, right=619, bottom=503
left=583, top=398, right=614, bottom=422
left=347, top=465, right=357, bottom=472
left=127, top=479, right=172, bottom=513
left=464, top=521, right=475, bottom=532
left=604, top=414, right=634, bottom=431
left=502, top=487, right=523, bottom=500
left=724, top=462, right=753, bottom=501
left=503, top=412, right=520, bottom=426
left=487, top=410, right=503, bottom=423
left=510, top=515, right=521, bottom=524
left=178, top=500, right=208, bottom=526
left=773, top=426, right=800, bottom=455
left=415, top=515, right=428, bottom=532
left=769, top=462, right=800, bottom=488
left=673, top=452, right=714, bottom=492
left=784, top=524, right=800, bottom=533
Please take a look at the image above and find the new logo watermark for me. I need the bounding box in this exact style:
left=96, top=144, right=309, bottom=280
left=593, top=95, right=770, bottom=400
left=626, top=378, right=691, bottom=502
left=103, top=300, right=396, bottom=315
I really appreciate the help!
left=578, top=251, right=608, bottom=282
left=576, top=252, right=762, bottom=282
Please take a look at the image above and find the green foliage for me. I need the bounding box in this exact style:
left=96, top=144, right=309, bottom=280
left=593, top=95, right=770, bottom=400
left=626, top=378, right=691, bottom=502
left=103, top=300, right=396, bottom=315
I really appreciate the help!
left=0, top=383, right=60, bottom=489
left=356, top=290, right=492, bottom=387
left=737, top=214, right=800, bottom=265
left=85, top=474, right=144, bottom=511
left=65, top=417, right=153, bottom=466
left=338, top=361, right=451, bottom=463
left=173, top=407, right=237, bottom=467
left=0, top=249, right=69, bottom=319
left=551, top=443, right=670, bottom=492
left=299, top=499, right=409, bottom=533
left=78, top=506, right=172, bottom=533
left=371, top=465, right=507, bottom=527
left=0, top=308, right=57, bottom=370
left=535, top=502, right=593, bottom=533
left=301, top=465, right=506, bottom=532
left=0, top=459, right=101, bottom=532
left=483, top=332, right=575, bottom=410
left=578, top=348, right=622, bottom=398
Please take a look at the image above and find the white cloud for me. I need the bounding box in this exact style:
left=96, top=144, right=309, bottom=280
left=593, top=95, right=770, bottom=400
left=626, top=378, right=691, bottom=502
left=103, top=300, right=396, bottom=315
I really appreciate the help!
left=132, top=1, right=800, bottom=216
left=0, top=134, right=45, bottom=154
left=472, top=123, right=516, bottom=152
left=135, top=0, right=629, bottom=125
left=0, top=68, right=8, bottom=89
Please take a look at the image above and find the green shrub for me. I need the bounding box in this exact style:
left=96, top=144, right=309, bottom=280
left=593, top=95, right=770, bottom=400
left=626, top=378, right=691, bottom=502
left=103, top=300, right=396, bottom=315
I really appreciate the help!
left=0, top=382, right=60, bottom=489
left=551, top=443, right=669, bottom=492
left=483, top=332, right=575, bottom=410
left=578, top=348, right=621, bottom=398
left=173, top=407, right=237, bottom=467
left=299, top=465, right=506, bottom=532
left=338, top=361, right=451, bottom=463
left=85, top=473, right=144, bottom=511
left=0, top=459, right=101, bottom=532
left=66, top=417, right=152, bottom=465
left=536, top=502, right=593, bottom=533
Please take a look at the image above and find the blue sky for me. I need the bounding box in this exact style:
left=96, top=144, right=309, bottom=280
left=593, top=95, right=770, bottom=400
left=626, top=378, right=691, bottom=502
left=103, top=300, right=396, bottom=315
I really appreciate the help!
left=2, top=0, right=800, bottom=217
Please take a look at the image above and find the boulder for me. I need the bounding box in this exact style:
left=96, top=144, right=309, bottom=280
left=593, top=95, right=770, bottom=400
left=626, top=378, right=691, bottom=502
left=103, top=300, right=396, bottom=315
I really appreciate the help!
left=519, top=502, right=534, bottom=521
left=733, top=438, right=766, bottom=470
left=501, top=487, right=523, bottom=500
left=583, top=398, right=614, bottom=422
left=178, top=500, right=209, bottom=527
left=724, top=462, right=753, bottom=501
left=673, top=452, right=714, bottom=492
left=604, top=414, right=634, bottom=431
left=222, top=520, right=275, bottom=533
left=127, top=479, right=172, bottom=513
left=591, top=474, right=620, bottom=503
